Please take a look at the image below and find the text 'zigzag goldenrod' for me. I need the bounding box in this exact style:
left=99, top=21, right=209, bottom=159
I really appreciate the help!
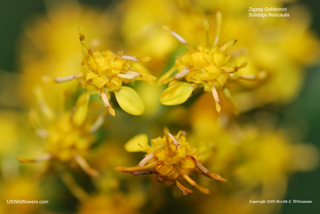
left=115, top=128, right=226, bottom=195
left=44, top=27, right=156, bottom=116
left=159, top=12, right=261, bottom=113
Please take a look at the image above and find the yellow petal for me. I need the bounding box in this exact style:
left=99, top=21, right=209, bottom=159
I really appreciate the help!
left=160, top=82, right=195, bottom=106
left=114, top=86, right=145, bottom=115
left=124, top=134, right=149, bottom=152
left=72, top=93, right=89, bottom=126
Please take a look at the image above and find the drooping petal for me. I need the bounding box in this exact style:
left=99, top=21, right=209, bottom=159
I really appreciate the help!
left=158, top=67, right=177, bottom=84
left=115, top=86, right=145, bottom=115
left=72, top=93, right=89, bottom=126
left=160, top=82, right=195, bottom=106
left=125, top=134, right=149, bottom=152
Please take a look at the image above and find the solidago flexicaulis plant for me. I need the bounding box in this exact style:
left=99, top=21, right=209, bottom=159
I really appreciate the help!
left=18, top=88, right=103, bottom=177
left=115, top=128, right=226, bottom=195
left=44, top=27, right=156, bottom=116
left=159, top=12, right=261, bottom=113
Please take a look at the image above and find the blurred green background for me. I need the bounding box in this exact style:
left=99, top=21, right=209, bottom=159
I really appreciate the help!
left=0, top=0, right=319, bottom=213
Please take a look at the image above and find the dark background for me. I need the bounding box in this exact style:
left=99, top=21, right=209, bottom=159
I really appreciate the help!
left=0, top=0, right=319, bottom=213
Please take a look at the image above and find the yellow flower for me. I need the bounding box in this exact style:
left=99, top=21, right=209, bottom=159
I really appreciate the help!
left=47, top=28, right=156, bottom=116
left=159, top=13, right=260, bottom=113
left=18, top=88, right=103, bottom=177
left=115, top=128, right=226, bottom=195
left=19, top=2, right=115, bottom=109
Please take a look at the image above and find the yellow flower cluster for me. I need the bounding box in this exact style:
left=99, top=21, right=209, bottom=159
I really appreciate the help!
left=159, top=14, right=259, bottom=113
left=116, top=129, right=226, bottom=195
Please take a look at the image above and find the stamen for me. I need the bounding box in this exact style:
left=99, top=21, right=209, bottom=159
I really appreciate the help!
left=121, top=55, right=139, bottom=62
left=73, top=153, right=99, bottom=178
left=43, top=74, right=82, bottom=83
left=114, top=161, right=158, bottom=173
left=187, top=155, right=227, bottom=182
left=138, top=152, right=155, bottom=166
left=100, top=92, right=115, bottom=116
left=214, top=11, right=222, bottom=47
left=211, top=84, right=221, bottom=113
left=229, top=73, right=257, bottom=81
left=203, top=19, right=210, bottom=45
left=78, top=26, right=99, bottom=67
left=174, top=67, right=190, bottom=80
left=220, top=40, right=237, bottom=51
left=131, top=170, right=157, bottom=176
left=117, top=71, right=141, bottom=79
left=61, top=171, right=89, bottom=202
left=18, top=154, right=52, bottom=163
left=34, top=87, right=55, bottom=120
left=163, top=26, right=189, bottom=47
left=89, top=114, right=105, bottom=133
left=223, top=88, right=238, bottom=114
left=167, top=132, right=180, bottom=147
left=54, top=75, right=81, bottom=83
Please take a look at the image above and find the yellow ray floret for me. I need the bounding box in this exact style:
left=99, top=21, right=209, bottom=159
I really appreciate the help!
left=159, top=12, right=262, bottom=113
left=115, top=128, right=226, bottom=195
left=44, top=27, right=156, bottom=116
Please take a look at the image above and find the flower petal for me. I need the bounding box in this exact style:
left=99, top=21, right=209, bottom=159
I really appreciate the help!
left=72, top=93, right=89, bottom=126
left=115, top=86, right=145, bottom=115
left=125, top=134, right=149, bottom=152
left=160, top=82, right=195, bottom=106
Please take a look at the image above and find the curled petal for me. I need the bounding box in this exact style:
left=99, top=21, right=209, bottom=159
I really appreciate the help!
left=160, top=82, right=195, bottom=106
left=158, top=67, right=177, bottom=85
left=114, top=161, right=158, bottom=173
left=182, top=173, right=210, bottom=194
left=125, top=134, right=149, bottom=152
left=176, top=180, right=193, bottom=196
left=115, top=86, right=145, bottom=115
left=187, top=155, right=227, bottom=182
left=18, top=154, right=52, bottom=163
left=73, top=153, right=99, bottom=178
left=220, top=40, right=237, bottom=51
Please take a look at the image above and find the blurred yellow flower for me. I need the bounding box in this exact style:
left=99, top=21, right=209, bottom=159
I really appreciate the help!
left=78, top=193, right=139, bottom=214
left=18, top=88, right=102, bottom=177
left=0, top=178, right=41, bottom=214
left=115, top=128, right=226, bottom=195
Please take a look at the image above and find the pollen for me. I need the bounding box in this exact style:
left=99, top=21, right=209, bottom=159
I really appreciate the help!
left=115, top=128, right=226, bottom=195
left=159, top=12, right=261, bottom=113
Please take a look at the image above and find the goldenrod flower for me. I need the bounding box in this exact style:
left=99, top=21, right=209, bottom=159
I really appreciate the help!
left=159, top=12, right=260, bottom=113
left=46, top=28, right=156, bottom=116
left=115, top=128, right=226, bottom=195
left=19, top=2, right=115, bottom=109
left=18, top=88, right=103, bottom=177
